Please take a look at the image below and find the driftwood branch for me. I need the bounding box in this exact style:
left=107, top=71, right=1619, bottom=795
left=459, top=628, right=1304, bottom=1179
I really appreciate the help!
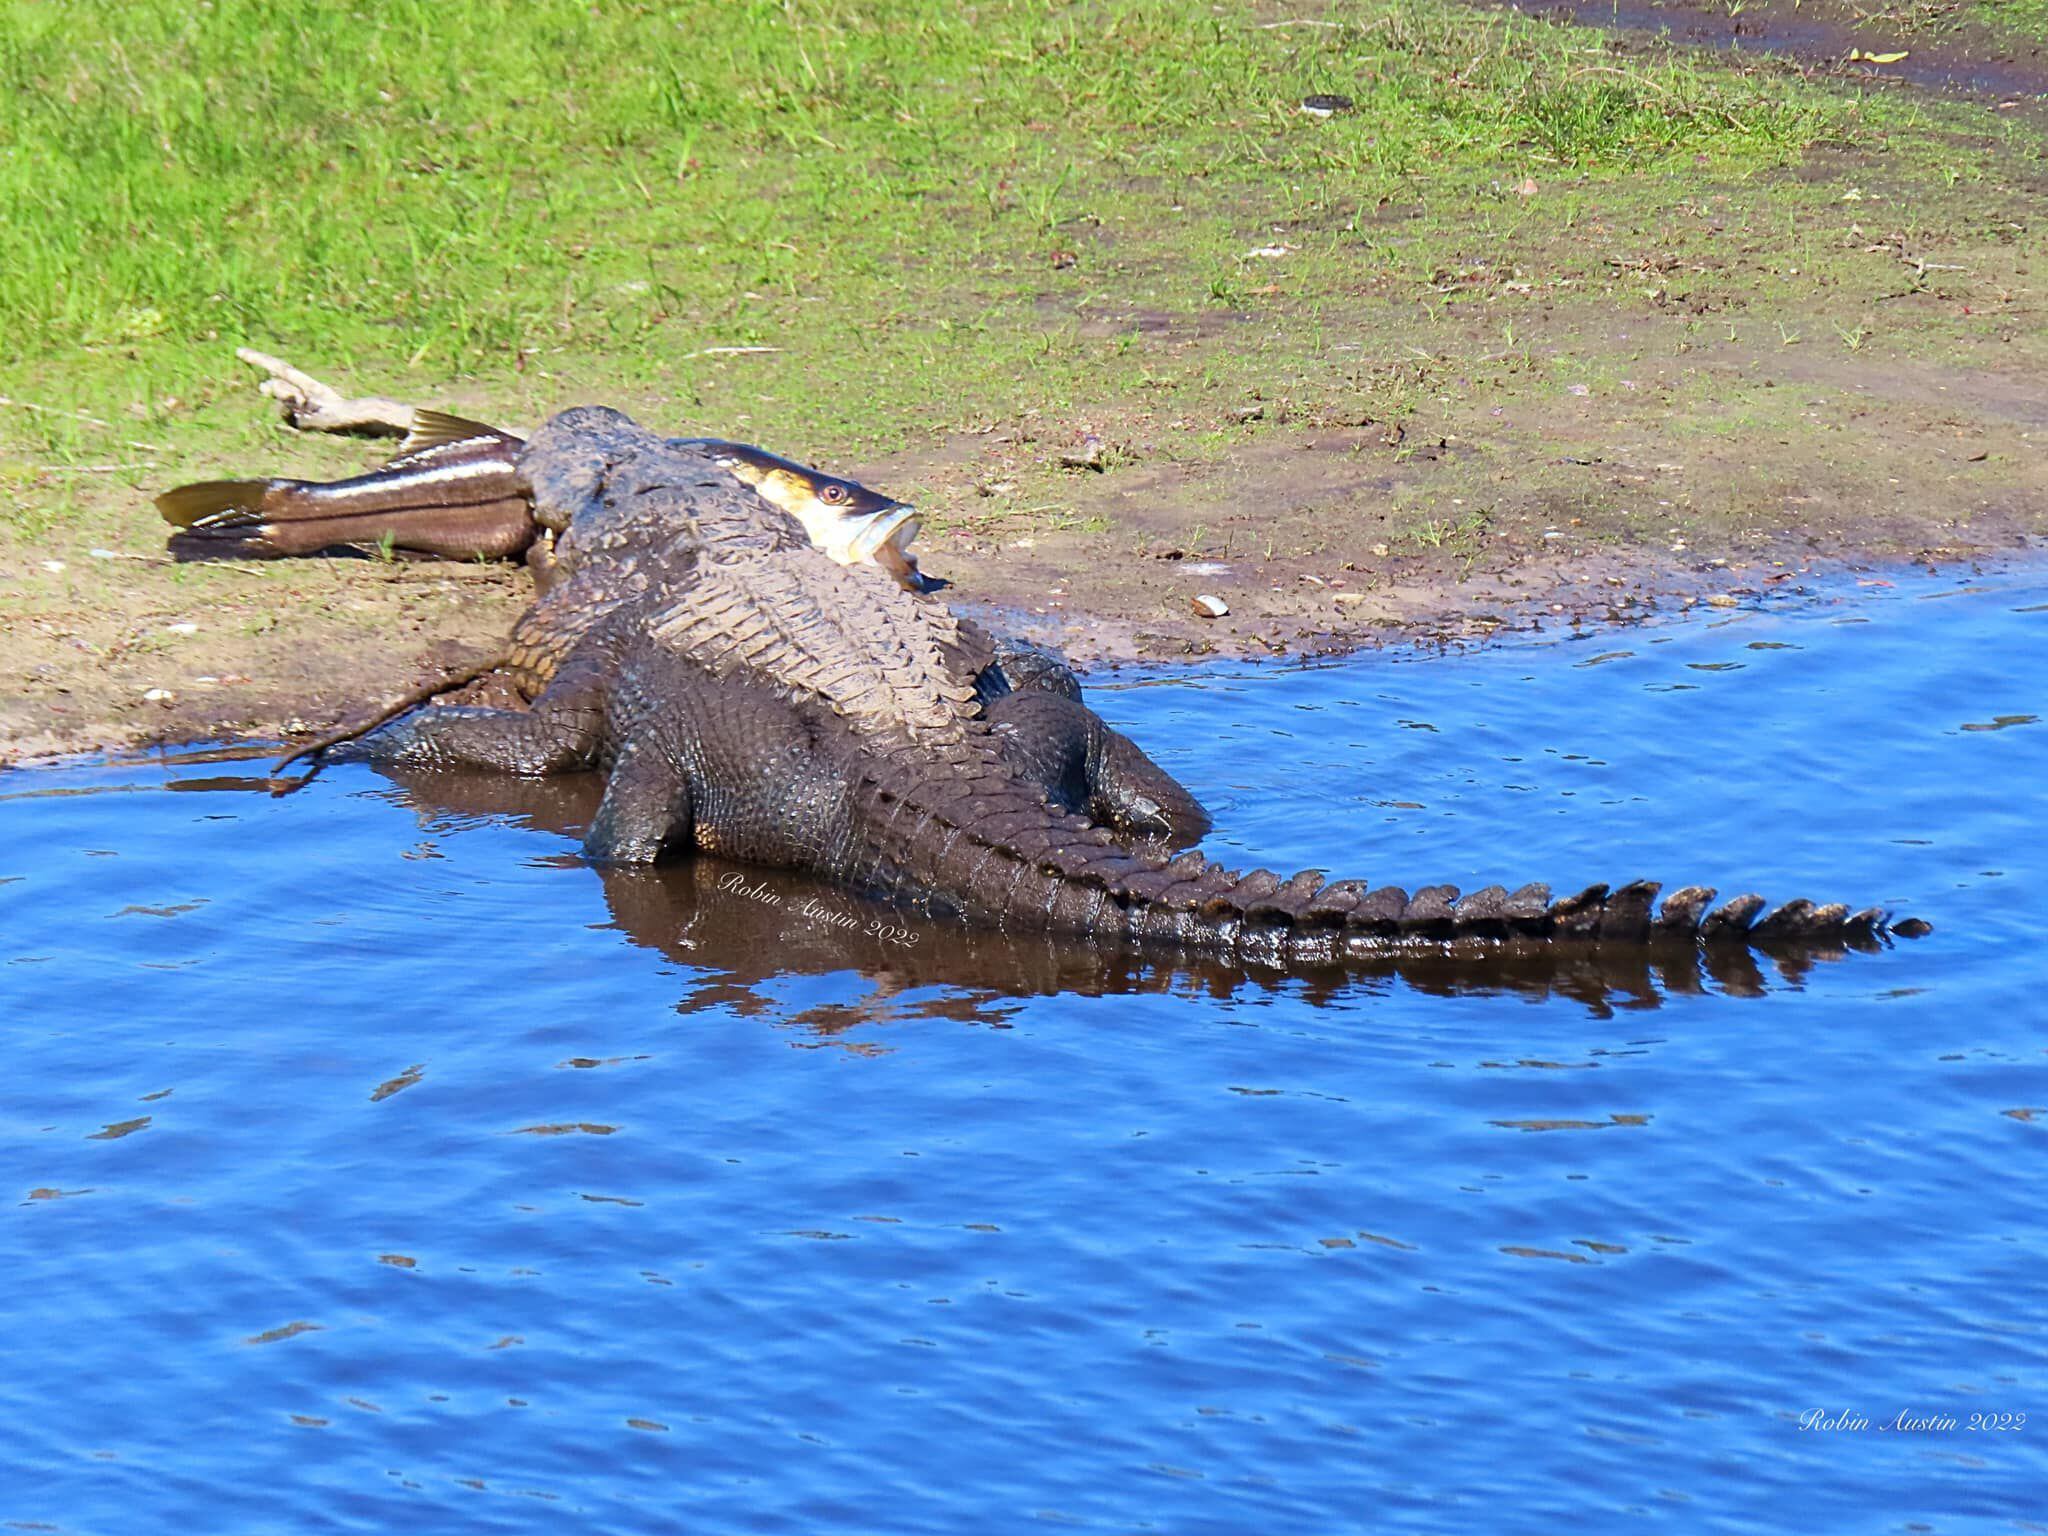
left=236, top=347, right=416, bottom=436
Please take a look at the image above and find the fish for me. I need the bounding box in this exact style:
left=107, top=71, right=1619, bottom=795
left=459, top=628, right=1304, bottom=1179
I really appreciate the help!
left=156, top=411, right=926, bottom=587
left=672, top=438, right=924, bottom=587
left=156, top=411, right=531, bottom=561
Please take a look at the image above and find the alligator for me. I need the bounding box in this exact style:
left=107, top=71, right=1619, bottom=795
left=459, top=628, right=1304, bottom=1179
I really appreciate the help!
left=160, top=403, right=1924, bottom=963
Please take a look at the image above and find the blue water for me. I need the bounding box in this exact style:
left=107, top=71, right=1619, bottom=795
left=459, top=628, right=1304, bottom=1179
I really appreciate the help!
left=4, top=568, right=2044, bottom=1533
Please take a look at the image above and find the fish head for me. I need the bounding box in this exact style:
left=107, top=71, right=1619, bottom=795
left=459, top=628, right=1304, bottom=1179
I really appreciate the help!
left=694, top=441, right=925, bottom=589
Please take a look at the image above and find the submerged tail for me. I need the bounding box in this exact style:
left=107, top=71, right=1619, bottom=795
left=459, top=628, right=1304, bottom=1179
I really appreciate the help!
left=860, top=738, right=1927, bottom=960
left=156, top=411, right=534, bottom=562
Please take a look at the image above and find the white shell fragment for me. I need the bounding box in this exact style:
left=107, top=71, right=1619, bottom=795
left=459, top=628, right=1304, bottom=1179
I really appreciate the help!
left=1192, top=594, right=1230, bottom=618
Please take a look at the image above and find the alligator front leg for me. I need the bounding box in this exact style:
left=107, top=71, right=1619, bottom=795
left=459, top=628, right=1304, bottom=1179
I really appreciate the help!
left=335, top=647, right=611, bottom=775
left=340, top=705, right=598, bottom=775
left=985, top=689, right=1211, bottom=846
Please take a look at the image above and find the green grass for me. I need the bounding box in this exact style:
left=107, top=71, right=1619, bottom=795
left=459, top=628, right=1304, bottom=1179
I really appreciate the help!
left=1, top=0, right=1843, bottom=460
left=1970, top=0, right=2048, bottom=30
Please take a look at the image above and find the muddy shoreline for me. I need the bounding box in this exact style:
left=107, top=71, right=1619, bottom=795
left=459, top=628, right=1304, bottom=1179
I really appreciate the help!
left=3, top=516, right=2037, bottom=768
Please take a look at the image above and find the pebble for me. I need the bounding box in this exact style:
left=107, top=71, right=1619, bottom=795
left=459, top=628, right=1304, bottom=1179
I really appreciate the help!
left=142, top=688, right=175, bottom=704
left=1192, top=594, right=1229, bottom=618
left=1705, top=593, right=1739, bottom=608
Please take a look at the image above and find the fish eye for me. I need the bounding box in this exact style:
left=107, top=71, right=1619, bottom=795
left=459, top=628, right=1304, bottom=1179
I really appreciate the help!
left=820, top=483, right=850, bottom=506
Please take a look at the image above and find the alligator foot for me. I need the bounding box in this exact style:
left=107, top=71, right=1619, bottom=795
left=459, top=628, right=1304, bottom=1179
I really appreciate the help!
left=984, top=688, right=1212, bottom=847
left=235, top=347, right=417, bottom=437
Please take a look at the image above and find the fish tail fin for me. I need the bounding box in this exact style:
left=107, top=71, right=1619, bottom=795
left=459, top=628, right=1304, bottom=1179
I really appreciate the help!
left=155, top=479, right=287, bottom=530
left=157, top=462, right=532, bottom=562
left=159, top=479, right=308, bottom=560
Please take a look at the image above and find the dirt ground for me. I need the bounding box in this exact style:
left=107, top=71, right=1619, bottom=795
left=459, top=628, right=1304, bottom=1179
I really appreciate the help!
left=3, top=0, right=2044, bottom=765
left=6, top=339, right=2042, bottom=764
left=5, top=391, right=2033, bottom=767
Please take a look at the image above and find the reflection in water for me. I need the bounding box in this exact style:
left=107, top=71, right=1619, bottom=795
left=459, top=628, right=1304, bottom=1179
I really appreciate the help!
left=361, top=762, right=1875, bottom=1021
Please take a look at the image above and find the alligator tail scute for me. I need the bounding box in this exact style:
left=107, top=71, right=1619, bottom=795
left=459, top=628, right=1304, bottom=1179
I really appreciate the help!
left=1159, top=868, right=1925, bottom=952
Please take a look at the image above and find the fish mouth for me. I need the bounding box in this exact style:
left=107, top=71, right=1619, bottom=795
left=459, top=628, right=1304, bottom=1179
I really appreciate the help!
left=832, top=502, right=923, bottom=588
left=682, top=437, right=925, bottom=587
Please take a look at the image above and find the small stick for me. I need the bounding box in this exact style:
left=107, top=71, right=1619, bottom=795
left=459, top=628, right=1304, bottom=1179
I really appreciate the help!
left=236, top=348, right=416, bottom=436
left=0, top=394, right=115, bottom=428
left=269, top=653, right=504, bottom=780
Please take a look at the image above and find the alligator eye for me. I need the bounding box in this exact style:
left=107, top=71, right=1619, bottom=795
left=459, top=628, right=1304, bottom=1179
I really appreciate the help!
left=820, top=484, right=850, bottom=506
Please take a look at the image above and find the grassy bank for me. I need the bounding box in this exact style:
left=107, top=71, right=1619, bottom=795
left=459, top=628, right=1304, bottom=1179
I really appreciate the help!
left=3, top=0, right=1850, bottom=454
left=2, top=0, right=2044, bottom=758
left=6, top=2, right=2042, bottom=466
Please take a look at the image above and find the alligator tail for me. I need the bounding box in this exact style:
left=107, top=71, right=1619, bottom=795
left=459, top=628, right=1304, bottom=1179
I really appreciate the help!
left=859, top=741, right=1926, bottom=956
left=1095, top=864, right=1926, bottom=953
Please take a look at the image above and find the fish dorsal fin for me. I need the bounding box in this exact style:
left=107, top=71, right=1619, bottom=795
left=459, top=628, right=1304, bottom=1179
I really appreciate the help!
left=386, top=408, right=518, bottom=464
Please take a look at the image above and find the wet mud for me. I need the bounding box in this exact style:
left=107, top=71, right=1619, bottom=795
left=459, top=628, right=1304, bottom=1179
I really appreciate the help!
left=1510, top=0, right=2048, bottom=106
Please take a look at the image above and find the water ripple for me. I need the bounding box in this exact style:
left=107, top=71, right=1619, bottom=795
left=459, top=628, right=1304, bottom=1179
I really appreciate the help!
left=2, top=568, right=2045, bottom=1532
